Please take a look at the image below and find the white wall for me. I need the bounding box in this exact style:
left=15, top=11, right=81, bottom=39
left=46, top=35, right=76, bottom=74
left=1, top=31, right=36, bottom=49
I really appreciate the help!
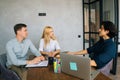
left=0, top=0, right=83, bottom=54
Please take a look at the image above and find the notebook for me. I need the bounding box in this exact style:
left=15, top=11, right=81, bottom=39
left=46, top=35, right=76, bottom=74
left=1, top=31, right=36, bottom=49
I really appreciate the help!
left=26, top=60, right=48, bottom=67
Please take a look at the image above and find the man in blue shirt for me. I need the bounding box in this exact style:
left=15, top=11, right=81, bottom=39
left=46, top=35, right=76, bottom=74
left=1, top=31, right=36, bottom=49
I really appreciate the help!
left=6, top=23, right=45, bottom=80
left=68, top=21, right=117, bottom=69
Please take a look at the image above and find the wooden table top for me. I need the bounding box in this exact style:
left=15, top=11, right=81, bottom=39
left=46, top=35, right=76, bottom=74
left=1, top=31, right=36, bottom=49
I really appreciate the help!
left=27, top=65, right=80, bottom=80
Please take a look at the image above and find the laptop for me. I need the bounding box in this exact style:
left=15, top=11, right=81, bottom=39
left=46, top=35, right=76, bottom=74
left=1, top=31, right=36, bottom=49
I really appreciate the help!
left=60, top=52, right=99, bottom=80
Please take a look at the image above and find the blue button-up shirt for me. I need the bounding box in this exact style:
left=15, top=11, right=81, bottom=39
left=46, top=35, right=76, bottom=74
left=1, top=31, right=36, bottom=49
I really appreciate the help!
left=6, top=38, right=41, bottom=67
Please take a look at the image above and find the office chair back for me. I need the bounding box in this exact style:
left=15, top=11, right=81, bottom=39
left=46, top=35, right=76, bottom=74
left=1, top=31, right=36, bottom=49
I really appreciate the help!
left=0, top=53, right=20, bottom=80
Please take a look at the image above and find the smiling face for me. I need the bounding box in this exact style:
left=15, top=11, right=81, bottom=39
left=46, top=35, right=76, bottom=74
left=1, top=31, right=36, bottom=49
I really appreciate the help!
left=42, top=26, right=55, bottom=39
left=49, top=29, right=54, bottom=38
left=42, top=26, right=56, bottom=47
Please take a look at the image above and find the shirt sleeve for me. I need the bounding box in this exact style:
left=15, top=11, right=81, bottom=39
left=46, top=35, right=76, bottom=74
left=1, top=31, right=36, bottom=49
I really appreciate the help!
left=6, top=42, right=27, bottom=66
left=29, top=40, right=41, bottom=56
left=55, top=40, right=60, bottom=50
left=87, top=39, right=101, bottom=54
left=39, top=39, right=44, bottom=51
left=87, top=46, right=94, bottom=54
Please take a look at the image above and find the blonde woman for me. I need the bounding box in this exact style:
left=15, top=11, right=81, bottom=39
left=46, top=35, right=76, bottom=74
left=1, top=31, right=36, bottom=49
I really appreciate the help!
left=39, top=26, right=60, bottom=59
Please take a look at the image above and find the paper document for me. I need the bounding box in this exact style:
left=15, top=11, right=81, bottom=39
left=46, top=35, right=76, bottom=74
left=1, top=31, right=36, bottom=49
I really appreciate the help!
left=26, top=60, right=48, bottom=67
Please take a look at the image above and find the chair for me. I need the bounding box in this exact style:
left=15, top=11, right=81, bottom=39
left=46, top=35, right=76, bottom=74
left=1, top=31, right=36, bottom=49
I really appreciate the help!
left=98, top=59, right=113, bottom=76
left=0, top=53, right=20, bottom=80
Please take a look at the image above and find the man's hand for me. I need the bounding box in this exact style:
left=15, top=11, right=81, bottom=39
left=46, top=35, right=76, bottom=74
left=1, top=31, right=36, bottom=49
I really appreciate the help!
left=27, top=56, right=45, bottom=65
left=34, top=56, right=45, bottom=61
left=27, top=60, right=39, bottom=65
left=39, top=56, right=45, bottom=61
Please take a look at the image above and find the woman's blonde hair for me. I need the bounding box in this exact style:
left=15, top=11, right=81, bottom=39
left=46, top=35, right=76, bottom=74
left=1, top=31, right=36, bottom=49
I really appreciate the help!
left=41, top=26, right=56, bottom=47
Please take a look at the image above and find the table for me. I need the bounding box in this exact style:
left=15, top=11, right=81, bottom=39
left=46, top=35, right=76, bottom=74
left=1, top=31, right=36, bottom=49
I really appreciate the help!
left=27, top=65, right=80, bottom=80
left=27, top=65, right=112, bottom=80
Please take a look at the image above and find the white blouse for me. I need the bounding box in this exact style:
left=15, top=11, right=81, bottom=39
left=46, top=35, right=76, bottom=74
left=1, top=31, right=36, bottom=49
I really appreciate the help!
left=39, top=39, right=60, bottom=52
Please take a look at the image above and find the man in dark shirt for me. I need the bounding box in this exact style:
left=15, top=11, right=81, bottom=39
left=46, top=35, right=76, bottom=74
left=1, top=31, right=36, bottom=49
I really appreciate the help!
left=68, top=21, right=117, bottom=69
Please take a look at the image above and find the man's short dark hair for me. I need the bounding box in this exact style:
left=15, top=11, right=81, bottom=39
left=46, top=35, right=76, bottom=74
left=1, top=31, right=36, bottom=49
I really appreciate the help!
left=101, top=21, right=117, bottom=38
left=14, top=23, right=27, bottom=35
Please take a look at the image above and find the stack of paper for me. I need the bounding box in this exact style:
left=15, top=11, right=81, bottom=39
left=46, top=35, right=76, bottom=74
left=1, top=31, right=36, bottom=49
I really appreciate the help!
left=26, top=60, right=48, bottom=67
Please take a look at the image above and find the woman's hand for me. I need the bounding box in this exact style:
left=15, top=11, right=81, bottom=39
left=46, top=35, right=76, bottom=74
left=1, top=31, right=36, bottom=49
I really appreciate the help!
left=47, top=52, right=53, bottom=57
left=51, top=52, right=56, bottom=57
left=67, top=52, right=75, bottom=55
left=90, top=60, right=97, bottom=67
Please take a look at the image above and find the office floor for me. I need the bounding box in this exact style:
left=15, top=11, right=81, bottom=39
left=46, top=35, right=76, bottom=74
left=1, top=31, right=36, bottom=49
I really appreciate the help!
left=109, top=57, right=120, bottom=80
